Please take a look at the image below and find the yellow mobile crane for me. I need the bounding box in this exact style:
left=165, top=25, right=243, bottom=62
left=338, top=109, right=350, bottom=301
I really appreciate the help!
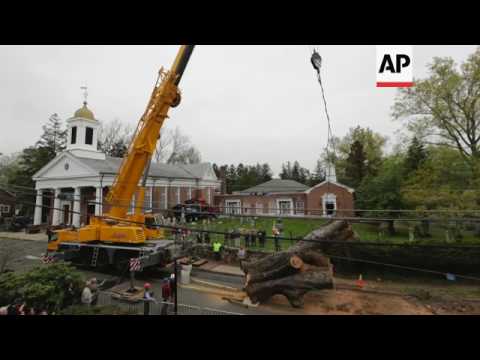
left=46, top=45, right=195, bottom=270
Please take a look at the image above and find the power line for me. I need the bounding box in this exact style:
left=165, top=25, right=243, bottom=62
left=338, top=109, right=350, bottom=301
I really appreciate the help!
left=5, top=186, right=480, bottom=225
left=3, top=182, right=480, bottom=215
left=12, top=198, right=480, bottom=281
left=11, top=198, right=480, bottom=248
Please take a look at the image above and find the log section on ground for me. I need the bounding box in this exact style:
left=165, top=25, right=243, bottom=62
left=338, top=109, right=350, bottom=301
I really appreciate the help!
left=241, top=220, right=357, bottom=308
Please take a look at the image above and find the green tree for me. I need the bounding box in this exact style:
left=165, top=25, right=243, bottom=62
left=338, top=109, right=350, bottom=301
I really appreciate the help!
left=2, top=115, right=67, bottom=215
left=344, top=140, right=367, bottom=188
left=0, top=263, right=84, bottom=313
left=401, top=146, right=478, bottom=211
left=404, top=136, right=428, bottom=175
left=280, top=161, right=310, bottom=184
left=260, top=163, right=273, bottom=182
left=37, top=113, right=67, bottom=156
left=307, top=160, right=325, bottom=187
left=393, top=47, right=480, bottom=166
left=322, top=126, right=386, bottom=184
left=356, top=155, right=406, bottom=234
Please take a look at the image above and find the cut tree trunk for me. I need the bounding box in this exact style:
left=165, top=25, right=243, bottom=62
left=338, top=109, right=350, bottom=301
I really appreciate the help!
left=241, top=220, right=356, bottom=308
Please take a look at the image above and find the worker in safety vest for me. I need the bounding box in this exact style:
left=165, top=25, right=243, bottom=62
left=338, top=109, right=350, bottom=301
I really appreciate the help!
left=212, top=240, right=222, bottom=261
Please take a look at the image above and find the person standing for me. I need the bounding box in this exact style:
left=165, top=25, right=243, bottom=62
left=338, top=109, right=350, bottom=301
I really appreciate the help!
left=237, top=246, right=246, bottom=262
left=272, top=225, right=281, bottom=252
left=81, top=280, right=93, bottom=307
left=212, top=240, right=222, bottom=261
left=250, top=230, right=257, bottom=248
left=143, top=283, right=156, bottom=315
left=258, top=229, right=266, bottom=248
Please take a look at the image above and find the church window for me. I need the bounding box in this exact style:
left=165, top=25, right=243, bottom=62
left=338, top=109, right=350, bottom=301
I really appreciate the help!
left=85, top=127, right=93, bottom=145
left=71, top=126, right=77, bottom=144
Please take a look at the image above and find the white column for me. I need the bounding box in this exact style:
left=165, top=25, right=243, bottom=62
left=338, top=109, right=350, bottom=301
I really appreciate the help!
left=177, top=187, right=181, bottom=204
left=95, top=187, right=103, bottom=216
left=52, top=188, right=62, bottom=226
left=164, top=187, right=168, bottom=210
left=72, top=187, right=81, bottom=227
left=34, top=190, right=43, bottom=225
left=188, top=187, right=192, bottom=200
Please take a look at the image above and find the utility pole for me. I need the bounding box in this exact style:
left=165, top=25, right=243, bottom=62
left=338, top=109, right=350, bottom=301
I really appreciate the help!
left=174, top=258, right=178, bottom=315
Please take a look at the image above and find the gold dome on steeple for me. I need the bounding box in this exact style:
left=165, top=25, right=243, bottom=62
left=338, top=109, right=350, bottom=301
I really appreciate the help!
left=74, top=101, right=96, bottom=121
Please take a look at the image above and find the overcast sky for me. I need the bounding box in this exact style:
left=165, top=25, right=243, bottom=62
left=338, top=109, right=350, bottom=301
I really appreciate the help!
left=0, top=45, right=477, bottom=176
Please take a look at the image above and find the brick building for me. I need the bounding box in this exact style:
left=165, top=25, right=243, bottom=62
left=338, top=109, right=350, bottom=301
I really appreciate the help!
left=32, top=101, right=221, bottom=227
left=0, top=189, right=16, bottom=218
left=214, top=166, right=354, bottom=217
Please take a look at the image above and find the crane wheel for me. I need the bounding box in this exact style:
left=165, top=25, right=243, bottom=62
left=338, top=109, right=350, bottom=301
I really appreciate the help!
left=171, top=92, right=181, bottom=108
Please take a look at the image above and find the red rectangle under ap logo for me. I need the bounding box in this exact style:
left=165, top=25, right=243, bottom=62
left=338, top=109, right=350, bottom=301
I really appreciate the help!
left=376, top=45, right=414, bottom=88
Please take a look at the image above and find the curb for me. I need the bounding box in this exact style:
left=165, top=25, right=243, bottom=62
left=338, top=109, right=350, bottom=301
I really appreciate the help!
left=0, top=234, right=47, bottom=242
left=190, top=277, right=243, bottom=292
left=191, top=267, right=245, bottom=278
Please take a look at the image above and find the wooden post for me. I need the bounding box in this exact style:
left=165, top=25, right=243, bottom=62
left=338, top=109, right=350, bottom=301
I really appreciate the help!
left=174, top=258, right=178, bottom=315
left=129, top=271, right=135, bottom=291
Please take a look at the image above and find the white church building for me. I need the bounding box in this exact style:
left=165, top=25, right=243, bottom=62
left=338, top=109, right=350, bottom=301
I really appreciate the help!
left=32, top=101, right=221, bottom=227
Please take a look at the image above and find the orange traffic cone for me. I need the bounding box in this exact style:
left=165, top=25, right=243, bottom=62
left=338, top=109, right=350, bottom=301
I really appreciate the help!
left=356, top=274, right=365, bottom=289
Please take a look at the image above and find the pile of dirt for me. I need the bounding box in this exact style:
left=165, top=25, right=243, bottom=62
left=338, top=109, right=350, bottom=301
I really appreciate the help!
left=262, top=289, right=433, bottom=315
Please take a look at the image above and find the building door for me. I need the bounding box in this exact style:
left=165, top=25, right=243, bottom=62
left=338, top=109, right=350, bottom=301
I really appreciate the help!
left=278, top=200, right=292, bottom=215
left=325, top=202, right=335, bottom=216
left=86, top=204, right=95, bottom=225
left=63, top=204, right=70, bottom=224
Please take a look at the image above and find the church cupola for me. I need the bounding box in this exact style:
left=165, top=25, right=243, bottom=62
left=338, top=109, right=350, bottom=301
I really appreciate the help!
left=325, top=162, right=337, bottom=183
left=66, top=88, right=105, bottom=160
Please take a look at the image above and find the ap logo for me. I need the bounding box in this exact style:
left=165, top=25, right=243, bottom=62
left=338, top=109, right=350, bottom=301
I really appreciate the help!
left=376, top=45, right=414, bottom=88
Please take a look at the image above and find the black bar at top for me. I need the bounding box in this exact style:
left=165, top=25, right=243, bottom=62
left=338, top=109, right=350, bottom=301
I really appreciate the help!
left=174, top=45, right=195, bottom=86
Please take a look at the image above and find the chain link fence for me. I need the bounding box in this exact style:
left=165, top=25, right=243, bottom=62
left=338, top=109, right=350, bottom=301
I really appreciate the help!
left=97, top=291, right=243, bottom=315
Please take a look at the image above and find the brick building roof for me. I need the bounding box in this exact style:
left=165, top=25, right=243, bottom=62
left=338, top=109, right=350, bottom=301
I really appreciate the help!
left=235, top=179, right=309, bottom=194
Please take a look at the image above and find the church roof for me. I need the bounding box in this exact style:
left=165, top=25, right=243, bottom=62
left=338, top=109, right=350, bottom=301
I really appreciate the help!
left=74, top=102, right=96, bottom=121
left=78, top=156, right=215, bottom=180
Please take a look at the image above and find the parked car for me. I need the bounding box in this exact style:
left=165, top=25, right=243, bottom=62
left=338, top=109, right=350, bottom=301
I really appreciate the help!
left=4, top=216, right=33, bottom=232
left=171, top=199, right=218, bottom=223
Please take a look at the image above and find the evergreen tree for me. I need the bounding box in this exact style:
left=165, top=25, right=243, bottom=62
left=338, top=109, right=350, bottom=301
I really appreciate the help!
left=308, top=160, right=325, bottom=186
left=261, top=163, right=273, bottom=182
left=37, top=113, right=67, bottom=157
left=280, top=162, right=292, bottom=180
left=404, top=136, right=427, bottom=175
left=345, top=140, right=367, bottom=188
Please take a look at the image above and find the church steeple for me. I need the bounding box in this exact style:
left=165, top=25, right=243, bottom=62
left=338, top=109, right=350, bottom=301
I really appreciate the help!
left=65, top=88, right=105, bottom=160
left=325, top=162, right=337, bottom=183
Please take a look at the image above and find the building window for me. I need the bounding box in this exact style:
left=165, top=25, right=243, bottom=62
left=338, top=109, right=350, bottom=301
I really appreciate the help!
left=0, top=204, right=11, bottom=214
left=295, top=201, right=305, bottom=215
left=144, top=187, right=153, bottom=213
left=269, top=201, right=275, bottom=215
left=277, top=199, right=293, bottom=215
left=85, top=127, right=94, bottom=145
left=226, top=200, right=241, bottom=215
left=71, top=126, right=77, bottom=144
left=255, top=203, right=263, bottom=215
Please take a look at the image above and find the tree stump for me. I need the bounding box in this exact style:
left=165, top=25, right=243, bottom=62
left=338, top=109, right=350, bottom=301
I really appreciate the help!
left=241, top=220, right=356, bottom=308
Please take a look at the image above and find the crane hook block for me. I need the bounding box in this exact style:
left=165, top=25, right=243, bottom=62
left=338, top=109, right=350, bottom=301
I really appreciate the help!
left=311, top=50, right=322, bottom=73
left=171, top=92, right=182, bottom=108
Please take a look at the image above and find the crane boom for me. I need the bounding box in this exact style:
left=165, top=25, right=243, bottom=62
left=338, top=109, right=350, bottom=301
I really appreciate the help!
left=105, top=45, right=195, bottom=219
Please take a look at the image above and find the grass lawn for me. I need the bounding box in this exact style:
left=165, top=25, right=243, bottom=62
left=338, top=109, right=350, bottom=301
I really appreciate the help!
left=183, top=216, right=480, bottom=252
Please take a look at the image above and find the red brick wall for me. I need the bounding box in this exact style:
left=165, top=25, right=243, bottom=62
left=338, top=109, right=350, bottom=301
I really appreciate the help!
left=306, top=183, right=354, bottom=216
left=214, top=193, right=308, bottom=215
